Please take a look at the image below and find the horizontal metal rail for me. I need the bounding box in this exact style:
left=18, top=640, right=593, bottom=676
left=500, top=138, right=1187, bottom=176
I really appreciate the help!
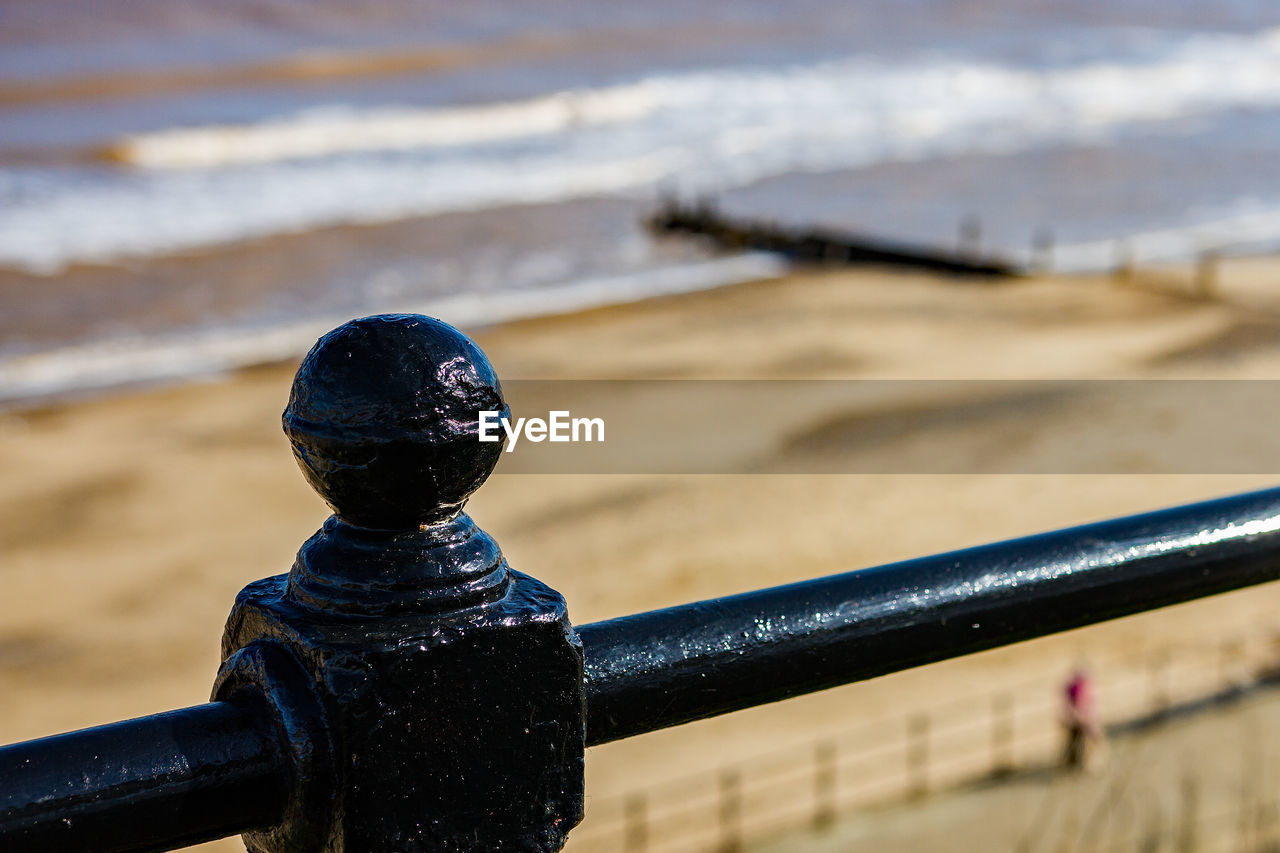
left=0, top=700, right=285, bottom=853
left=578, top=487, right=1280, bottom=744
left=6, top=487, right=1280, bottom=850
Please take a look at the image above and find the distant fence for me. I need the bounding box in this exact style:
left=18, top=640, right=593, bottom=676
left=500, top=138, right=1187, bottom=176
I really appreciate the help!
left=567, top=624, right=1280, bottom=853
left=1022, top=748, right=1280, bottom=853
left=1023, top=690, right=1280, bottom=853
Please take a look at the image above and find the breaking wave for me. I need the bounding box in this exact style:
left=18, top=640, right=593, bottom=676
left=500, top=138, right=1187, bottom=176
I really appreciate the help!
left=6, top=26, right=1280, bottom=271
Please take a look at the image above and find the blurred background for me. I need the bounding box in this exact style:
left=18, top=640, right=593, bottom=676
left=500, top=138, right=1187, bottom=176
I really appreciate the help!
left=7, top=0, right=1280, bottom=393
left=8, top=2, right=1280, bottom=851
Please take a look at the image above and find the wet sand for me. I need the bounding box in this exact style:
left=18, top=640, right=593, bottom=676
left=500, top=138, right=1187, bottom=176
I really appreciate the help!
left=0, top=196, right=706, bottom=355
left=5, top=260, right=1280, bottom=850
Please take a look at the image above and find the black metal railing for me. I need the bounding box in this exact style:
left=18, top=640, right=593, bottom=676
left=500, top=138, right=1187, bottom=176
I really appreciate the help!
left=3, top=312, right=1280, bottom=853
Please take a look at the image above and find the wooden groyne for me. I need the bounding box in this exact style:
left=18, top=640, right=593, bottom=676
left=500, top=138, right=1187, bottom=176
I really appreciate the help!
left=647, top=199, right=1025, bottom=279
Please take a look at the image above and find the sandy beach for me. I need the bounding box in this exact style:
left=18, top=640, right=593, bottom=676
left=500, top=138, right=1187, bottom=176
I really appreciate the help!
left=5, top=259, right=1280, bottom=850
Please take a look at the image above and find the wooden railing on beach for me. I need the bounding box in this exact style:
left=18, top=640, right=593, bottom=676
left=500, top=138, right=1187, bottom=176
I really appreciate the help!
left=568, top=625, right=1280, bottom=852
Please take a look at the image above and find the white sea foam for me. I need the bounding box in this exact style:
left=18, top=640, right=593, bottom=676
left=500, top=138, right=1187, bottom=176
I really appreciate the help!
left=8, top=27, right=1280, bottom=272
left=111, top=86, right=663, bottom=169
left=0, top=253, right=787, bottom=404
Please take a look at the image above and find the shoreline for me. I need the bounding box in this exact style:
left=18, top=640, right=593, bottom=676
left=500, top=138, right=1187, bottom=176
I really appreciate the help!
left=0, top=252, right=786, bottom=409
left=7, top=239, right=1280, bottom=410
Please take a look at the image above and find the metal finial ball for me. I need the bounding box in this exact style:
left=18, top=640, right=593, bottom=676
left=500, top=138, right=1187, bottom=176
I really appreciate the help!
left=283, top=314, right=509, bottom=530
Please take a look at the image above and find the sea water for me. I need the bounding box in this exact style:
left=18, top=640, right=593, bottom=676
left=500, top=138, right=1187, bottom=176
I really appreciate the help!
left=4, top=0, right=1280, bottom=400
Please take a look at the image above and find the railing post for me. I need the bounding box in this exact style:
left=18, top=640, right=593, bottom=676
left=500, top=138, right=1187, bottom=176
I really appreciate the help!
left=1195, top=250, right=1219, bottom=299
left=624, top=793, right=648, bottom=853
left=1177, top=773, right=1198, bottom=853
left=812, top=739, right=837, bottom=830
left=216, top=314, right=585, bottom=851
left=1113, top=238, right=1135, bottom=284
left=717, top=769, right=743, bottom=853
left=1032, top=226, right=1054, bottom=273
left=1148, top=651, right=1172, bottom=717
left=991, top=691, right=1015, bottom=776
left=907, top=713, right=930, bottom=799
left=1141, top=800, right=1165, bottom=853
left=958, top=214, right=982, bottom=257
left=1219, top=637, right=1243, bottom=692
left=1239, top=725, right=1263, bottom=852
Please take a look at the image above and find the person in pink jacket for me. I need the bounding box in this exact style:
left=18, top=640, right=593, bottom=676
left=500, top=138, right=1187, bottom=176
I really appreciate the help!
left=1061, top=667, right=1103, bottom=770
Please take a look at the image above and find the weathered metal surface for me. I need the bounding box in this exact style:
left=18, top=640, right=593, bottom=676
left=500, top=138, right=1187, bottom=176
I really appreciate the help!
left=223, top=314, right=585, bottom=852
left=578, top=487, right=1280, bottom=744
left=0, top=701, right=285, bottom=852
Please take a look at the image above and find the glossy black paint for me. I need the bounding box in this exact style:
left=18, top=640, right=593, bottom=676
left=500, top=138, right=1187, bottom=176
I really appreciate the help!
left=283, top=313, right=509, bottom=530
left=0, top=701, right=285, bottom=852
left=223, top=314, right=585, bottom=852
left=578, top=487, right=1280, bottom=744
left=212, top=641, right=334, bottom=853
